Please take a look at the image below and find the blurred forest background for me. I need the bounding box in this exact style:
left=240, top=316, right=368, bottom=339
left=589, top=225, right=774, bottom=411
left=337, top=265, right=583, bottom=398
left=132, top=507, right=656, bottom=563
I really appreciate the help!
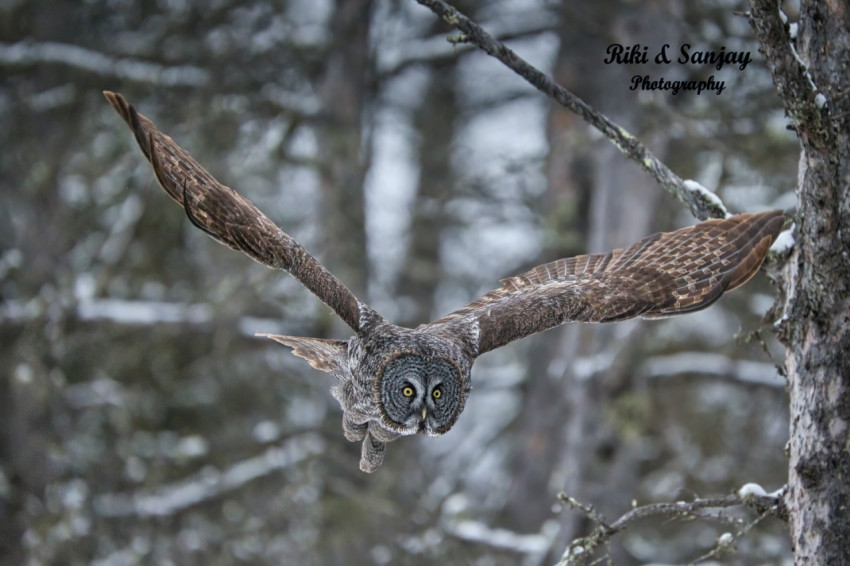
left=1, top=0, right=800, bottom=564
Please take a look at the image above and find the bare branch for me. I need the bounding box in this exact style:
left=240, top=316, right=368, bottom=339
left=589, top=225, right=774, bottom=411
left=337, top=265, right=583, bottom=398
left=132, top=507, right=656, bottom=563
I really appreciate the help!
left=93, top=434, right=324, bottom=518
left=1, top=296, right=289, bottom=338
left=377, top=18, right=555, bottom=80
left=0, top=41, right=210, bottom=87
left=413, top=0, right=729, bottom=220
left=639, top=352, right=784, bottom=388
left=555, top=485, right=787, bottom=565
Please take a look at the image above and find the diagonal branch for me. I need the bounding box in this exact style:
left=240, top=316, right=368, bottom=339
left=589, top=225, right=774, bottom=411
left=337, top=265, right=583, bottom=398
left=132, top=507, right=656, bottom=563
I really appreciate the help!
left=94, top=434, right=325, bottom=518
left=413, top=0, right=729, bottom=220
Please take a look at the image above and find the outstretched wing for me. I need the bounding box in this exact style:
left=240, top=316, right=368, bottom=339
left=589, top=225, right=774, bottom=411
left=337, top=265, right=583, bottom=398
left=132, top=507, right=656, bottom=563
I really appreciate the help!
left=428, top=210, right=785, bottom=356
left=104, top=91, right=373, bottom=334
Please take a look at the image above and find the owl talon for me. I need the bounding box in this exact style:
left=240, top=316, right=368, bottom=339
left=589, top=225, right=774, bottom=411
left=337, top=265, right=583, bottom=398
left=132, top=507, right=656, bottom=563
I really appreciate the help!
left=342, top=415, right=368, bottom=442
left=359, top=433, right=386, bottom=473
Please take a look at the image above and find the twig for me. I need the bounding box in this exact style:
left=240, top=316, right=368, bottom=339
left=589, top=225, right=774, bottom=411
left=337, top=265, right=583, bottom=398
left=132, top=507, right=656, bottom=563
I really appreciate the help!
left=413, top=0, right=729, bottom=220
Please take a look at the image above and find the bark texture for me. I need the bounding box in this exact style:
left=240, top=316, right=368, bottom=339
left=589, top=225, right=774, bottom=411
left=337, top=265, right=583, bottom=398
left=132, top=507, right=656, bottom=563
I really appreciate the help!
left=751, top=0, right=850, bottom=562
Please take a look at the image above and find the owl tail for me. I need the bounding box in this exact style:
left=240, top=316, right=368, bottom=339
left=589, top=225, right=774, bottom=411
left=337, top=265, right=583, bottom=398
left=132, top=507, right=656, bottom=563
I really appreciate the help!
left=257, top=334, right=347, bottom=373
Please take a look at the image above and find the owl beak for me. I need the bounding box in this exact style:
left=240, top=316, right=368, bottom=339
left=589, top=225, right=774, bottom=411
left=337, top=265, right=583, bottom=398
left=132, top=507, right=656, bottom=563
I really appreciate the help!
left=421, top=407, right=428, bottom=421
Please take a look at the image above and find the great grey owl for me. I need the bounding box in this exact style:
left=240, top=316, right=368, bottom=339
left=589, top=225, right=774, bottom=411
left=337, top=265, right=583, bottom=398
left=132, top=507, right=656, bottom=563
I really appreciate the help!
left=104, top=91, right=786, bottom=472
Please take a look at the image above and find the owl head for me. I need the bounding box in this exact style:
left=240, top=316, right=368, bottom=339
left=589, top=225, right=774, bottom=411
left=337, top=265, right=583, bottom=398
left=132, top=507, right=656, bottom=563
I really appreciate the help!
left=376, top=353, right=469, bottom=437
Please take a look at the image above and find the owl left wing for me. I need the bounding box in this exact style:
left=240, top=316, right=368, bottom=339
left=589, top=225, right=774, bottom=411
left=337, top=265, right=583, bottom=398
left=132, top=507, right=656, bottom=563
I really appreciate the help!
left=103, top=91, right=372, bottom=334
left=427, top=210, right=785, bottom=356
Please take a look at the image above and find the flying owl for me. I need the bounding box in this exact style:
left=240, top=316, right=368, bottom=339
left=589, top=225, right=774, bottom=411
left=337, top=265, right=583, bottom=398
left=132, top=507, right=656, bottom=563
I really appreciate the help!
left=103, top=91, right=785, bottom=473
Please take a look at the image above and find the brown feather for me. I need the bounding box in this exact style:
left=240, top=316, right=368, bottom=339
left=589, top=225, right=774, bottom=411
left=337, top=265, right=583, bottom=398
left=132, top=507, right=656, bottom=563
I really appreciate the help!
left=430, top=210, right=786, bottom=354
left=104, top=91, right=372, bottom=334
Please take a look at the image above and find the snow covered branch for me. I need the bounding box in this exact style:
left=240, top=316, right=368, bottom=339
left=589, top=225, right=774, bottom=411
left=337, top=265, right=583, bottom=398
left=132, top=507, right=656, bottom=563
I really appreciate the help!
left=94, top=433, right=324, bottom=518
left=640, top=352, right=784, bottom=388
left=413, top=0, right=728, bottom=220
left=555, top=484, right=787, bottom=564
left=0, top=41, right=210, bottom=87
left=1, top=296, right=284, bottom=338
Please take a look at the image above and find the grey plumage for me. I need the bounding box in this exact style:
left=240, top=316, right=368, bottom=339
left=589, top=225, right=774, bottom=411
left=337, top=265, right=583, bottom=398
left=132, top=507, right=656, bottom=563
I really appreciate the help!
left=104, top=91, right=786, bottom=473
left=259, top=313, right=476, bottom=472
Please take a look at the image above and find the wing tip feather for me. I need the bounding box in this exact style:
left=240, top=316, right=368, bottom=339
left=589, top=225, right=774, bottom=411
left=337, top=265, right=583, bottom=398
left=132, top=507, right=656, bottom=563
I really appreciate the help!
left=102, top=90, right=127, bottom=120
left=256, top=333, right=347, bottom=372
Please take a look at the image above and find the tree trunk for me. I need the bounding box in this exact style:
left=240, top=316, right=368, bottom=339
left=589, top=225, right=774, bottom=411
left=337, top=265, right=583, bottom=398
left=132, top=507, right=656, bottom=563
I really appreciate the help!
left=316, top=0, right=373, bottom=310
left=394, top=59, right=457, bottom=327
left=751, top=1, right=850, bottom=562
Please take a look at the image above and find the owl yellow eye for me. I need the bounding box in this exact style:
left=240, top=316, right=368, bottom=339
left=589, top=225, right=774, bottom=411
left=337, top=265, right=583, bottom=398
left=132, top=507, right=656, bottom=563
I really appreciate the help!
left=432, top=387, right=442, bottom=399
left=402, top=386, right=414, bottom=397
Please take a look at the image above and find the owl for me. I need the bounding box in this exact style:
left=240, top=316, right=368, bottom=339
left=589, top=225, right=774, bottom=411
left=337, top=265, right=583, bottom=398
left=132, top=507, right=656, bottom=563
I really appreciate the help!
left=104, top=92, right=785, bottom=472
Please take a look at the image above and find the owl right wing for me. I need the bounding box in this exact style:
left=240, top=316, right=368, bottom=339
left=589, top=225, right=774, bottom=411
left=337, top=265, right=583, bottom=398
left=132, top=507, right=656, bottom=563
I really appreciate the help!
left=104, top=91, right=374, bottom=334
left=427, top=210, right=786, bottom=356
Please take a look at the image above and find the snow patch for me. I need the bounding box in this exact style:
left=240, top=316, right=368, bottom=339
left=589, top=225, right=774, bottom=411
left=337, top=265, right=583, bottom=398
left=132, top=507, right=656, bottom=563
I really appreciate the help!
left=770, top=225, right=795, bottom=254
left=738, top=482, right=767, bottom=498
left=739, top=482, right=785, bottom=501
left=683, top=179, right=729, bottom=217
left=788, top=41, right=818, bottom=91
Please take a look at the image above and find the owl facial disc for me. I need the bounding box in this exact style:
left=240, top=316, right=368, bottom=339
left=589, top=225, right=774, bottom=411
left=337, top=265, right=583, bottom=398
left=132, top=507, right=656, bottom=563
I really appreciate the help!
left=378, top=354, right=465, bottom=436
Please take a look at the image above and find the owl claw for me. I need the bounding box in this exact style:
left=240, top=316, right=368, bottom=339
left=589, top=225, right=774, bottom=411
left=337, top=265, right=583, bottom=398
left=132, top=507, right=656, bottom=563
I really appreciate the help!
left=359, top=433, right=386, bottom=473
left=342, top=414, right=367, bottom=442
